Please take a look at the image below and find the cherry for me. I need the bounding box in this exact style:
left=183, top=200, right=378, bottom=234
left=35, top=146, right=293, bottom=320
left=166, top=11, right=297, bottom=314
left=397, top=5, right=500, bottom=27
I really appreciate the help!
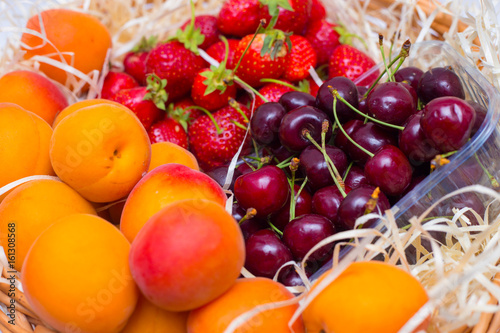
left=271, top=184, right=312, bottom=231
left=279, top=264, right=316, bottom=287
left=394, top=66, right=423, bottom=91
left=279, top=91, right=316, bottom=111
left=417, top=67, right=465, bottom=104
left=267, top=145, right=295, bottom=163
left=400, top=81, right=418, bottom=107
left=357, top=86, right=369, bottom=115
left=234, top=165, right=290, bottom=217
left=334, top=119, right=364, bottom=152
left=250, top=102, right=287, bottom=145
left=346, top=122, right=397, bottom=165
left=312, top=185, right=351, bottom=223
left=282, top=214, right=336, bottom=261
left=239, top=218, right=269, bottom=241
left=299, top=144, right=348, bottom=190
left=236, top=162, right=255, bottom=175
left=206, top=165, right=242, bottom=191
left=367, top=82, right=416, bottom=126
left=279, top=106, right=332, bottom=152
left=398, top=111, right=439, bottom=164
left=364, top=145, right=413, bottom=196
left=245, top=229, right=293, bottom=278
left=316, top=77, right=359, bottom=123
left=337, top=186, right=391, bottom=230
left=420, top=96, right=476, bottom=152
left=440, top=193, right=486, bottom=225
left=344, top=165, right=370, bottom=189
left=402, top=175, right=426, bottom=196
left=467, top=100, right=487, bottom=136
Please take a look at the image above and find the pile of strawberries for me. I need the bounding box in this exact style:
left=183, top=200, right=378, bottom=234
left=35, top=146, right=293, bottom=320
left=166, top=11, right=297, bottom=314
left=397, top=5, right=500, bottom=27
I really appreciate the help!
left=101, top=0, right=377, bottom=171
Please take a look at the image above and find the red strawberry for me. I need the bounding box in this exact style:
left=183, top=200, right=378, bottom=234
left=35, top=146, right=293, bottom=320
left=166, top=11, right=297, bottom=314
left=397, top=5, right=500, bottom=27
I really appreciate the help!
left=206, top=39, right=240, bottom=69
left=304, top=19, right=341, bottom=65
left=170, top=97, right=204, bottom=122
left=188, top=103, right=251, bottom=170
left=191, top=68, right=238, bottom=112
left=181, top=15, right=221, bottom=50
left=123, top=36, right=158, bottom=85
left=310, top=0, right=326, bottom=22
left=148, top=117, right=189, bottom=148
left=217, top=0, right=262, bottom=38
left=328, top=44, right=378, bottom=86
left=254, top=81, right=294, bottom=108
left=112, top=75, right=167, bottom=130
left=282, top=35, right=317, bottom=82
left=101, top=71, right=139, bottom=99
left=259, top=0, right=312, bottom=35
left=234, top=34, right=288, bottom=88
left=301, top=76, right=321, bottom=96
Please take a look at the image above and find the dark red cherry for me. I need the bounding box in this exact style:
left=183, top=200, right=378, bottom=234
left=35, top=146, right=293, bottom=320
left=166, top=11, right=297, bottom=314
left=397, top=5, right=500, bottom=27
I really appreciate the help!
left=282, top=214, right=336, bottom=261
left=250, top=102, right=287, bottom=145
left=334, top=119, right=364, bottom=152
left=337, top=186, right=391, bottom=230
left=367, top=82, right=416, bottom=126
left=236, top=162, right=255, bottom=175
left=394, top=66, right=423, bottom=91
left=279, top=264, right=316, bottom=287
left=206, top=165, right=242, bottom=191
left=420, top=96, right=476, bottom=152
left=347, top=122, right=397, bottom=165
left=299, top=144, right=349, bottom=190
left=312, top=185, right=351, bottom=223
left=279, top=91, right=316, bottom=111
left=245, top=229, right=293, bottom=278
left=234, top=165, right=290, bottom=217
left=417, top=67, right=465, bottom=104
left=357, top=86, right=369, bottom=115
left=364, top=145, right=413, bottom=197
left=344, top=165, right=370, bottom=189
left=239, top=218, right=269, bottom=241
left=467, top=100, right=487, bottom=136
left=316, top=77, right=359, bottom=123
left=271, top=184, right=313, bottom=231
left=267, top=145, right=295, bottom=163
left=399, top=111, right=439, bottom=164
left=279, top=106, right=332, bottom=152
left=400, top=81, right=418, bottom=107
left=438, top=192, right=485, bottom=226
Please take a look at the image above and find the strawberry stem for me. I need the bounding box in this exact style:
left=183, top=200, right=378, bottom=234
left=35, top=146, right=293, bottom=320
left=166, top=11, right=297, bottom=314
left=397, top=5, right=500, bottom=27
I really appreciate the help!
left=232, top=21, right=265, bottom=74
left=186, top=105, right=222, bottom=134
left=233, top=76, right=269, bottom=103
left=229, top=98, right=250, bottom=123
left=232, top=120, right=247, bottom=130
left=260, top=78, right=300, bottom=91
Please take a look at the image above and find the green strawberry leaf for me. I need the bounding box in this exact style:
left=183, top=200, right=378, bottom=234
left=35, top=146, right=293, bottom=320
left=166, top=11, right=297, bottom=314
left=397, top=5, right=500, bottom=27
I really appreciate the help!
left=260, top=29, right=291, bottom=60
left=144, top=74, right=168, bottom=110
left=168, top=0, right=205, bottom=54
left=259, top=0, right=294, bottom=16
left=297, top=79, right=311, bottom=93
left=169, top=106, right=192, bottom=132
left=132, top=35, right=158, bottom=53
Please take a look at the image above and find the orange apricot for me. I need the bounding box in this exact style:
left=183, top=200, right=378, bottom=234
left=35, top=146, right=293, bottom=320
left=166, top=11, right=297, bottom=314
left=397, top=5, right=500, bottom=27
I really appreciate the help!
left=50, top=102, right=151, bottom=202
left=22, top=214, right=138, bottom=333
left=120, top=163, right=226, bottom=242
left=0, top=103, right=55, bottom=199
left=52, top=98, right=127, bottom=128
left=149, top=141, right=200, bottom=172
left=0, top=71, right=68, bottom=124
left=21, top=9, right=112, bottom=86
left=0, top=179, right=96, bottom=271
left=302, top=261, right=429, bottom=333
left=187, top=277, right=304, bottom=333
left=120, top=296, right=188, bottom=333
left=129, top=199, right=244, bottom=312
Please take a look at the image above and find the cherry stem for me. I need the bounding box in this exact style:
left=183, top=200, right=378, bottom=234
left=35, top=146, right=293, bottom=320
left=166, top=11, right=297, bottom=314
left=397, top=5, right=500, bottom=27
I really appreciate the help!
left=289, top=175, right=308, bottom=223
left=234, top=76, right=269, bottom=103
left=332, top=96, right=374, bottom=159
left=475, top=153, right=500, bottom=188
left=252, top=138, right=260, bottom=159
left=260, top=78, right=300, bottom=91
left=268, top=221, right=283, bottom=236
left=342, top=161, right=354, bottom=182
left=238, top=208, right=257, bottom=224
left=329, top=87, right=405, bottom=131
left=379, top=34, right=393, bottom=82
left=288, top=158, right=299, bottom=221
left=441, top=150, right=457, bottom=158
left=186, top=106, right=222, bottom=134
left=275, top=155, right=295, bottom=169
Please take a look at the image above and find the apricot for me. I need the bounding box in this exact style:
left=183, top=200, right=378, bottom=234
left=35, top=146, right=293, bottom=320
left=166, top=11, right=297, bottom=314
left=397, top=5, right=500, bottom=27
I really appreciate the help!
left=0, top=71, right=68, bottom=124
left=52, top=98, right=127, bottom=128
left=129, top=199, right=244, bottom=312
left=21, top=9, right=112, bottom=86
left=0, top=103, right=55, bottom=198
left=120, top=296, right=188, bottom=333
left=187, top=277, right=304, bottom=333
left=22, top=214, right=138, bottom=333
left=0, top=179, right=96, bottom=271
left=149, top=142, right=200, bottom=172
left=50, top=103, right=151, bottom=202
left=120, top=163, right=226, bottom=242
left=302, top=261, right=429, bottom=333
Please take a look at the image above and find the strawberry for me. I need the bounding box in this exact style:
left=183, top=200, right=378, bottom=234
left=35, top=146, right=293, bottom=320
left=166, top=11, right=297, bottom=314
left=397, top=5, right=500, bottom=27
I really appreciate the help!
left=282, top=35, right=317, bottom=82
left=310, top=0, right=326, bottom=22
left=101, top=71, right=139, bottom=99
left=169, top=97, right=204, bottom=123
left=206, top=38, right=240, bottom=69
left=304, top=19, right=341, bottom=65
left=188, top=103, right=251, bottom=170
left=148, top=117, right=189, bottom=148
left=191, top=68, right=238, bottom=112
left=254, top=81, right=294, bottom=108
left=123, top=36, right=158, bottom=85
left=259, top=0, right=312, bottom=35
left=234, top=33, right=288, bottom=88
left=328, top=44, right=378, bottom=86
left=217, top=0, right=262, bottom=38
left=181, top=15, right=221, bottom=50
left=112, top=74, right=167, bottom=130
left=301, top=76, right=321, bottom=96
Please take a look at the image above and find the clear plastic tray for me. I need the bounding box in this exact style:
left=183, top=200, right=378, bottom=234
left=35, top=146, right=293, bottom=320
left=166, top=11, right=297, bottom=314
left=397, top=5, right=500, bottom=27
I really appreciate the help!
left=311, top=40, right=500, bottom=279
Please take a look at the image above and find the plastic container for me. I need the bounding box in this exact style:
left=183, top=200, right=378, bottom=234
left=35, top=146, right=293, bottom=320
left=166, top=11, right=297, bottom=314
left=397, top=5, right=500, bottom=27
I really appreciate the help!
left=311, top=40, right=500, bottom=279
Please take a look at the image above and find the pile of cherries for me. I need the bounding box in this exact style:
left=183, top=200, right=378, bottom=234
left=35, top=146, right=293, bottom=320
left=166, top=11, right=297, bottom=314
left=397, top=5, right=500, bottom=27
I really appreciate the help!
left=207, top=57, right=487, bottom=286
